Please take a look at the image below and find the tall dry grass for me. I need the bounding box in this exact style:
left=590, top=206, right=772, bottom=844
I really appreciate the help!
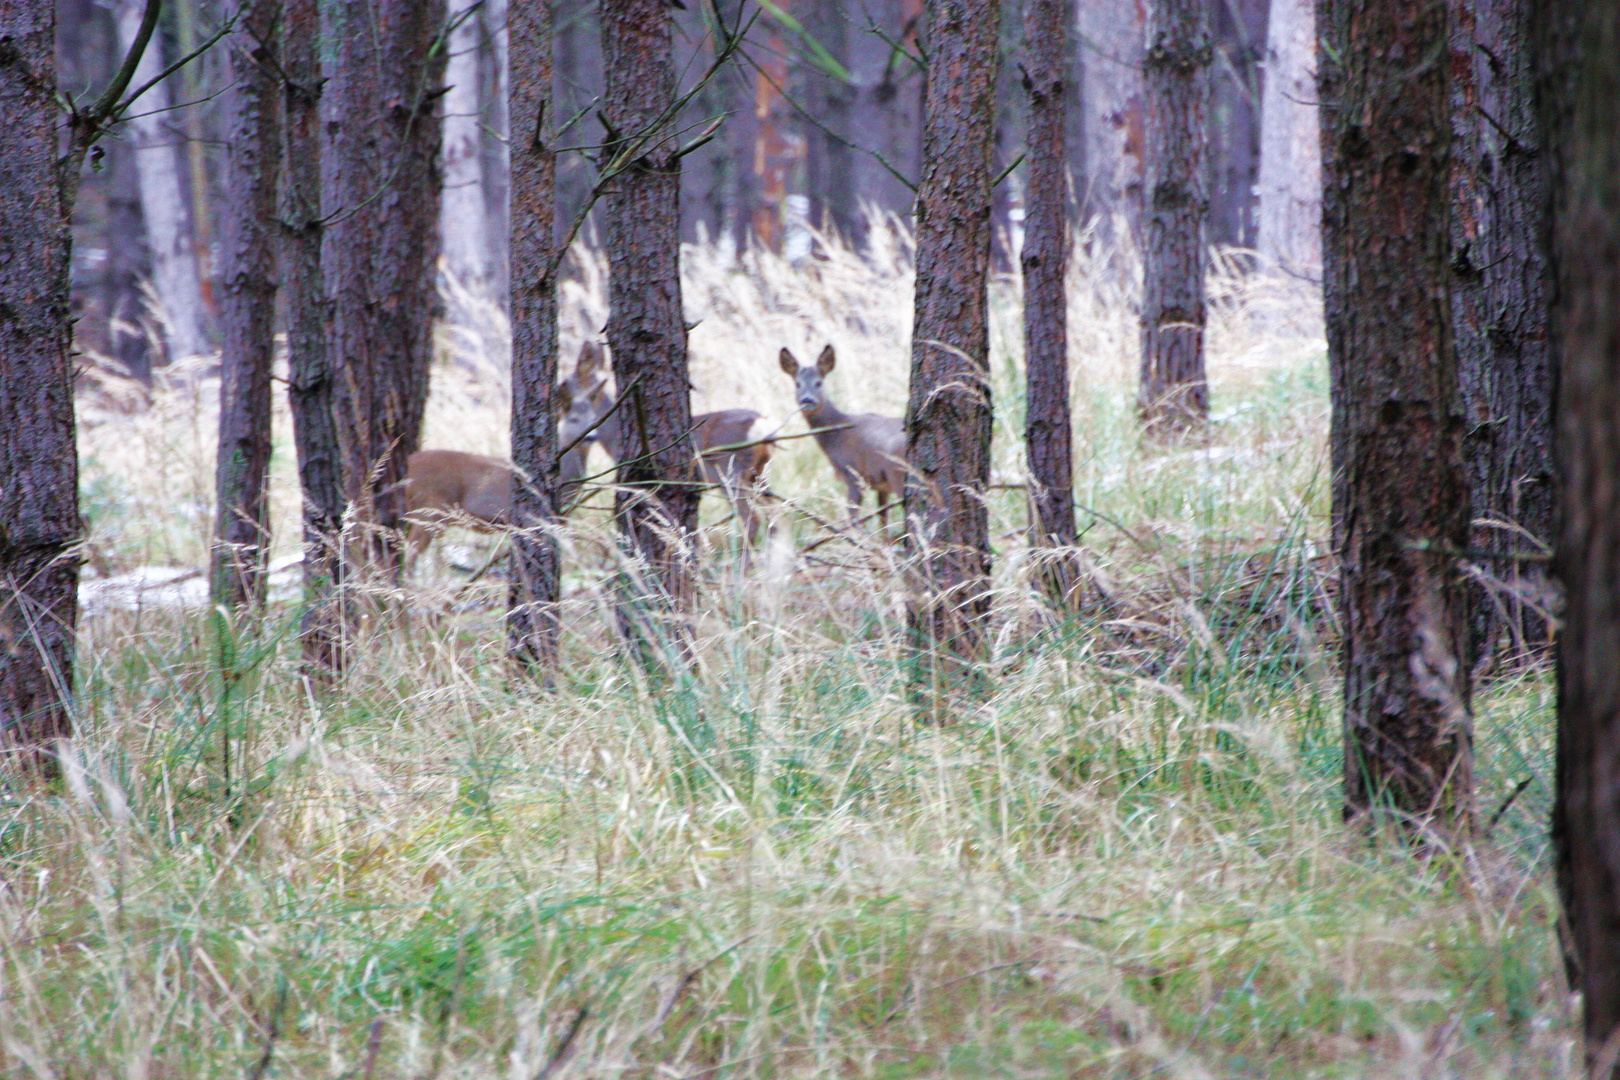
left=20, top=222, right=1569, bottom=1078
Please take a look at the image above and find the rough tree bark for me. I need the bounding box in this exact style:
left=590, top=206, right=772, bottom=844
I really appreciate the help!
left=1320, top=0, right=1474, bottom=836
left=325, top=0, right=449, bottom=569
left=1138, top=0, right=1211, bottom=435
left=1541, top=1, right=1620, bottom=1068
left=904, top=0, right=998, bottom=718
left=601, top=0, right=699, bottom=658
left=1257, top=0, right=1321, bottom=276
left=506, top=0, right=561, bottom=672
left=115, top=0, right=211, bottom=363
left=283, top=0, right=345, bottom=675
left=212, top=0, right=281, bottom=609
left=1021, top=0, right=1077, bottom=602
left=441, top=0, right=490, bottom=288
left=0, top=0, right=79, bottom=768
left=1449, top=0, right=1555, bottom=673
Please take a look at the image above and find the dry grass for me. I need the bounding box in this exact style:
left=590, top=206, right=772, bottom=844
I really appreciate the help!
left=16, top=222, right=1571, bottom=1078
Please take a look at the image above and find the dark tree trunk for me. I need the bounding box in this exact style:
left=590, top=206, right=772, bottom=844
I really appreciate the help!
left=719, top=0, right=762, bottom=250
left=104, top=133, right=154, bottom=382
left=1320, top=0, right=1474, bottom=835
left=1207, top=0, right=1268, bottom=249
left=848, top=0, right=927, bottom=235
left=904, top=0, right=999, bottom=718
left=803, top=0, right=856, bottom=240
left=506, top=0, right=561, bottom=672
left=1138, top=0, right=1211, bottom=434
left=283, top=0, right=345, bottom=676
left=1021, top=0, right=1077, bottom=603
left=0, top=0, right=79, bottom=767
left=601, top=0, right=699, bottom=657
left=554, top=0, right=603, bottom=248
left=212, top=0, right=282, bottom=610
left=325, top=0, right=448, bottom=569
left=1541, top=1, right=1620, bottom=1068
left=1449, top=0, right=1555, bottom=674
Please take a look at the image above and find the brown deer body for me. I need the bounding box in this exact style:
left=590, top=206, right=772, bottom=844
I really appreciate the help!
left=403, top=345, right=776, bottom=567
left=779, top=345, right=906, bottom=528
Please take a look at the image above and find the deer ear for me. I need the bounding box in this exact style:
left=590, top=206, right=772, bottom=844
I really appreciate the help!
left=816, top=344, right=837, bottom=375
left=578, top=341, right=603, bottom=376
left=778, top=348, right=798, bottom=376
left=555, top=380, right=573, bottom=412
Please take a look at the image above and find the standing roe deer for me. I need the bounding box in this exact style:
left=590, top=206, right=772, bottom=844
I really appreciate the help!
left=778, top=345, right=906, bottom=529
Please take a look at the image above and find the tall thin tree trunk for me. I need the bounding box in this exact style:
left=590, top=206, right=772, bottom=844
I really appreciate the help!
left=1320, top=0, right=1474, bottom=836
left=1257, top=0, right=1321, bottom=277
left=803, top=0, right=856, bottom=239
left=1063, top=0, right=1088, bottom=227
left=325, top=0, right=448, bottom=570
left=904, top=0, right=999, bottom=719
left=507, top=0, right=561, bottom=671
left=1208, top=0, right=1268, bottom=249
left=1021, top=0, right=1077, bottom=603
left=481, top=0, right=511, bottom=299
left=1450, top=0, right=1555, bottom=674
left=720, top=0, right=762, bottom=251
left=1541, top=1, right=1620, bottom=1067
left=212, top=0, right=282, bottom=610
left=441, top=1, right=490, bottom=289
left=1139, top=0, right=1211, bottom=434
left=103, top=133, right=154, bottom=382
left=601, top=0, right=698, bottom=659
left=0, top=0, right=79, bottom=768
left=116, top=0, right=211, bottom=363
left=283, top=0, right=345, bottom=676
left=1077, top=0, right=1145, bottom=250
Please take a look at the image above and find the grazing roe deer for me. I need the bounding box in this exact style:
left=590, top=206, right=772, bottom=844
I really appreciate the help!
left=778, top=345, right=906, bottom=528
left=556, top=341, right=778, bottom=542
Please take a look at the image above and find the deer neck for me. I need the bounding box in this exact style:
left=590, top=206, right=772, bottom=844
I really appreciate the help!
left=802, top=396, right=851, bottom=436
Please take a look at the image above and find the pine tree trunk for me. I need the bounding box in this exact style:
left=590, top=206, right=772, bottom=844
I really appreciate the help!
left=1021, top=0, right=1077, bottom=603
left=115, top=0, right=211, bottom=364
left=1063, top=0, right=1088, bottom=227
left=0, top=0, right=79, bottom=768
left=904, top=0, right=998, bottom=719
left=212, top=0, right=281, bottom=610
left=601, top=0, right=699, bottom=659
left=441, top=1, right=490, bottom=289
left=1320, top=0, right=1474, bottom=836
left=1256, top=0, right=1321, bottom=276
left=1077, top=0, right=1144, bottom=250
left=1541, top=1, right=1620, bottom=1066
left=719, top=0, right=762, bottom=251
left=1139, top=0, right=1211, bottom=435
left=325, top=0, right=448, bottom=569
left=506, top=0, right=561, bottom=672
left=1207, top=0, right=1268, bottom=249
left=103, top=134, right=154, bottom=382
left=283, top=0, right=346, bottom=676
left=803, top=0, right=856, bottom=239
left=481, top=0, right=511, bottom=299
left=1450, top=0, right=1555, bottom=674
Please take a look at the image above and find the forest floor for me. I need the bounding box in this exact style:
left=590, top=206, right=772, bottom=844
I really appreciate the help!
left=12, top=226, right=1571, bottom=1078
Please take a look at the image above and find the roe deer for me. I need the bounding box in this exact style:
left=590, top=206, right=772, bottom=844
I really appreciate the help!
left=555, top=352, right=778, bottom=543
left=778, top=345, right=906, bottom=528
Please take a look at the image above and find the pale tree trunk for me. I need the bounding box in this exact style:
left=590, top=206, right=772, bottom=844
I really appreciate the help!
left=1541, top=1, right=1620, bottom=1067
left=1138, top=0, right=1211, bottom=435
left=283, top=0, right=345, bottom=677
left=601, top=0, right=699, bottom=660
left=0, top=0, right=79, bottom=768
left=212, top=0, right=281, bottom=610
left=103, top=134, right=154, bottom=381
left=507, top=0, right=561, bottom=672
left=441, top=1, right=490, bottom=290
left=1449, top=0, right=1554, bottom=674
left=116, top=0, right=211, bottom=363
left=1077, top=0, right=1144, bottom=250
left=1320, top=0, right=1473, bottom=837
left=482, top=0, right=510, bottom=298
left=1257, top=0, right=1320, bottom=277
left=905, top=0, right=999, bottom=720
left=1021, top=0, right=1077, bottom=604
left=325, top=0, right=448, bottom=569
left=1208, top=0, right=1268, bottom=249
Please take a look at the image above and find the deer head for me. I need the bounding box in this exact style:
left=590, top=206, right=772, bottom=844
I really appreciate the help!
left=778, top=344, right=837, bottom=416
